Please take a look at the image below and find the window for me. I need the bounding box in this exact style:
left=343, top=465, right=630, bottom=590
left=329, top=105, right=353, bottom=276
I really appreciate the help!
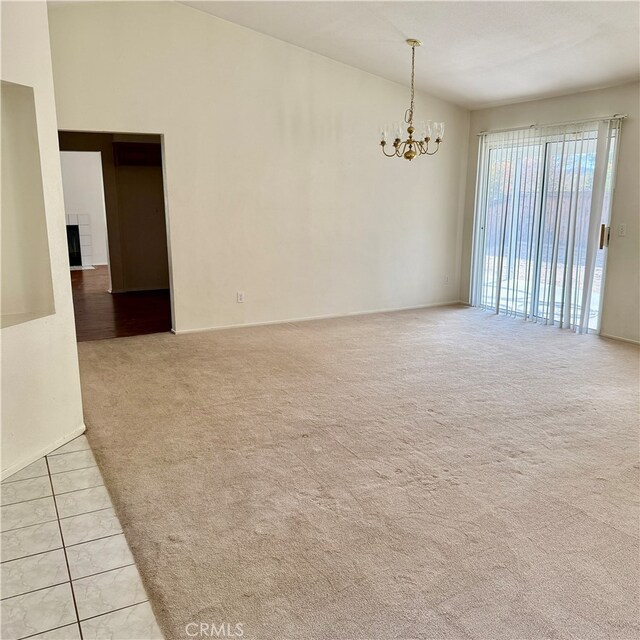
left=470, top=119, right=621, bottom=333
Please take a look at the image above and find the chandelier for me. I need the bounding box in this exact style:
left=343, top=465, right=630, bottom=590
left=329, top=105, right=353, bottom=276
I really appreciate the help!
left=380, top=39, right=445, bottom=161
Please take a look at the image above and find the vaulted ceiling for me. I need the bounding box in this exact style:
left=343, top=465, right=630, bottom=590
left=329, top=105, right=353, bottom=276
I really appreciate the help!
left=183, top=1, right=639, bottom=109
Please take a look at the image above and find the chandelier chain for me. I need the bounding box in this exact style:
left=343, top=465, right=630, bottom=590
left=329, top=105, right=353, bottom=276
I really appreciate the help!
left=406, top=44, right=416, bottom=126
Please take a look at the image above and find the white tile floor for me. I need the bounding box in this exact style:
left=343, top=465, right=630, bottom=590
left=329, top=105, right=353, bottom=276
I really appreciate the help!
left=0, top=436, right=164, bottom=640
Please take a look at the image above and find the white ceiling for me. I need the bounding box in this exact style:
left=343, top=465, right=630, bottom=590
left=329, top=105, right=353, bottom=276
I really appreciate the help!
left=182, top=1, right=639, bottom=109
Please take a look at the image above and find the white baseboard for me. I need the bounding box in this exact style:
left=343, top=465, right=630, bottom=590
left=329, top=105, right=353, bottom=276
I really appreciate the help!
left=172, top=300, right=464, bottom=335
left=1, top=423, right=87, bottom=481
left=599, top=332, right=640, bottom=346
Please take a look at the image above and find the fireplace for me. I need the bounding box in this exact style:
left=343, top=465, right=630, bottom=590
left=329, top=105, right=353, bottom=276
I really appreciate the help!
left=65, top=214, right=93, bottom=267
left=66, top=224, right=82, bottom=267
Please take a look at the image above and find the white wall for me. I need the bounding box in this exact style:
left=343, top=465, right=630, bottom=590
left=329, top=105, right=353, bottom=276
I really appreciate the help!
left=47, top=1, right=470, bottom=333
left=60, top=151, right=109, bottom=266
left=1, top=1, right=85, bottom=478
left=460, top=82, right=640, bottom=343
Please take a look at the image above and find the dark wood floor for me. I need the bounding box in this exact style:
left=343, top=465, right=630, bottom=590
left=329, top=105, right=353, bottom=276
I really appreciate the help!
left=71, top=266, right=171, bottom=342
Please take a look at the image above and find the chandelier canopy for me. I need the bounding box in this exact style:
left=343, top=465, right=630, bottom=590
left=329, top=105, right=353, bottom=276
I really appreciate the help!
left=380, top=39, right=445, bottom=161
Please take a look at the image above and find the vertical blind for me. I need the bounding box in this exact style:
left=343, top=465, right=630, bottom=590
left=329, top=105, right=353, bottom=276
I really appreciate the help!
left=470, top=118, right=621, bottom=333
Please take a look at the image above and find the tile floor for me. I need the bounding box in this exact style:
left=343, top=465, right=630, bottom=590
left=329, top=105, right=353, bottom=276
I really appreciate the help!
left=1, top=436, right=164, bottom=640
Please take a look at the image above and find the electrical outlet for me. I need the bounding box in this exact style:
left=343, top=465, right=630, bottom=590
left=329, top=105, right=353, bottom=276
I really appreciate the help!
left=617, top=223, right=627, bottom=237
left=236, top=291, right=245, bottom=303
left=444, top=275, right=449, bottom=285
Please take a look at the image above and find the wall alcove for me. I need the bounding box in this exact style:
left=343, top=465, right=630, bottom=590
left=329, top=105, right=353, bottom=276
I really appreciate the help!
left=1, top=80, right=55, bottom=328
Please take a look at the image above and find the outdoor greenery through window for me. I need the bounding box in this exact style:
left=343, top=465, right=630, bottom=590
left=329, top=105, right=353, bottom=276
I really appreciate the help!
left=470, top=119, right=621, bottom=333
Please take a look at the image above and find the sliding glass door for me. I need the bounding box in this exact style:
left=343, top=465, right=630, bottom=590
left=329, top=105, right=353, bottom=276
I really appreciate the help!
left=471, top=120, right=620, bottom=333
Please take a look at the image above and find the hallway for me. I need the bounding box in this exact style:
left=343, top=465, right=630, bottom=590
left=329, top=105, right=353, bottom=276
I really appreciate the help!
left=71, top=267, right=171, bottom=342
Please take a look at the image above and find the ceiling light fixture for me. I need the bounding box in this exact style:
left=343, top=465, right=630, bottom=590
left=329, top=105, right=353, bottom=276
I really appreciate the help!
left=380, top=39, right=445, bottom=161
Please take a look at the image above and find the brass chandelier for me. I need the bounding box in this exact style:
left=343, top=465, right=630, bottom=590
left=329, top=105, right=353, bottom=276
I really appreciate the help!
left=380, top=39, right=445, bottom=161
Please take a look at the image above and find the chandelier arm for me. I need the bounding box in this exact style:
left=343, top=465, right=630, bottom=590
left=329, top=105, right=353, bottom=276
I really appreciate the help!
left=425, top=142, right=441, bottom=156
left=381, top=144, right=400, bottom=158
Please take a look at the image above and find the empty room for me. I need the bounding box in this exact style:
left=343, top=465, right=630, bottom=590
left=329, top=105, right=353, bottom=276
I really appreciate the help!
left=1, top=1, right=638, bottom=639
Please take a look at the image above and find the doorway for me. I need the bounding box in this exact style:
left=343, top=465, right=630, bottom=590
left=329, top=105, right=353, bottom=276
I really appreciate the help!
left=470, top=120, right=620, bottom=333
left=59, top=132, right=173, bottom=341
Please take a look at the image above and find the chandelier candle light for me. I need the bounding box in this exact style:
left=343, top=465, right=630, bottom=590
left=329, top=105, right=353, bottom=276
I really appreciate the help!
left=380, top=39, right=445, bottom=160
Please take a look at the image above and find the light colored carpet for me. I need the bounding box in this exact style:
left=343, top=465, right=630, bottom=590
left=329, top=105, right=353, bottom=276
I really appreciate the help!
left=78, top=305, right=639, bottom=640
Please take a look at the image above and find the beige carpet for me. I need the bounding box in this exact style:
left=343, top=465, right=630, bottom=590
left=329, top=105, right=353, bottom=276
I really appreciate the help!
left=78, top=305, right=639, bottom=640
